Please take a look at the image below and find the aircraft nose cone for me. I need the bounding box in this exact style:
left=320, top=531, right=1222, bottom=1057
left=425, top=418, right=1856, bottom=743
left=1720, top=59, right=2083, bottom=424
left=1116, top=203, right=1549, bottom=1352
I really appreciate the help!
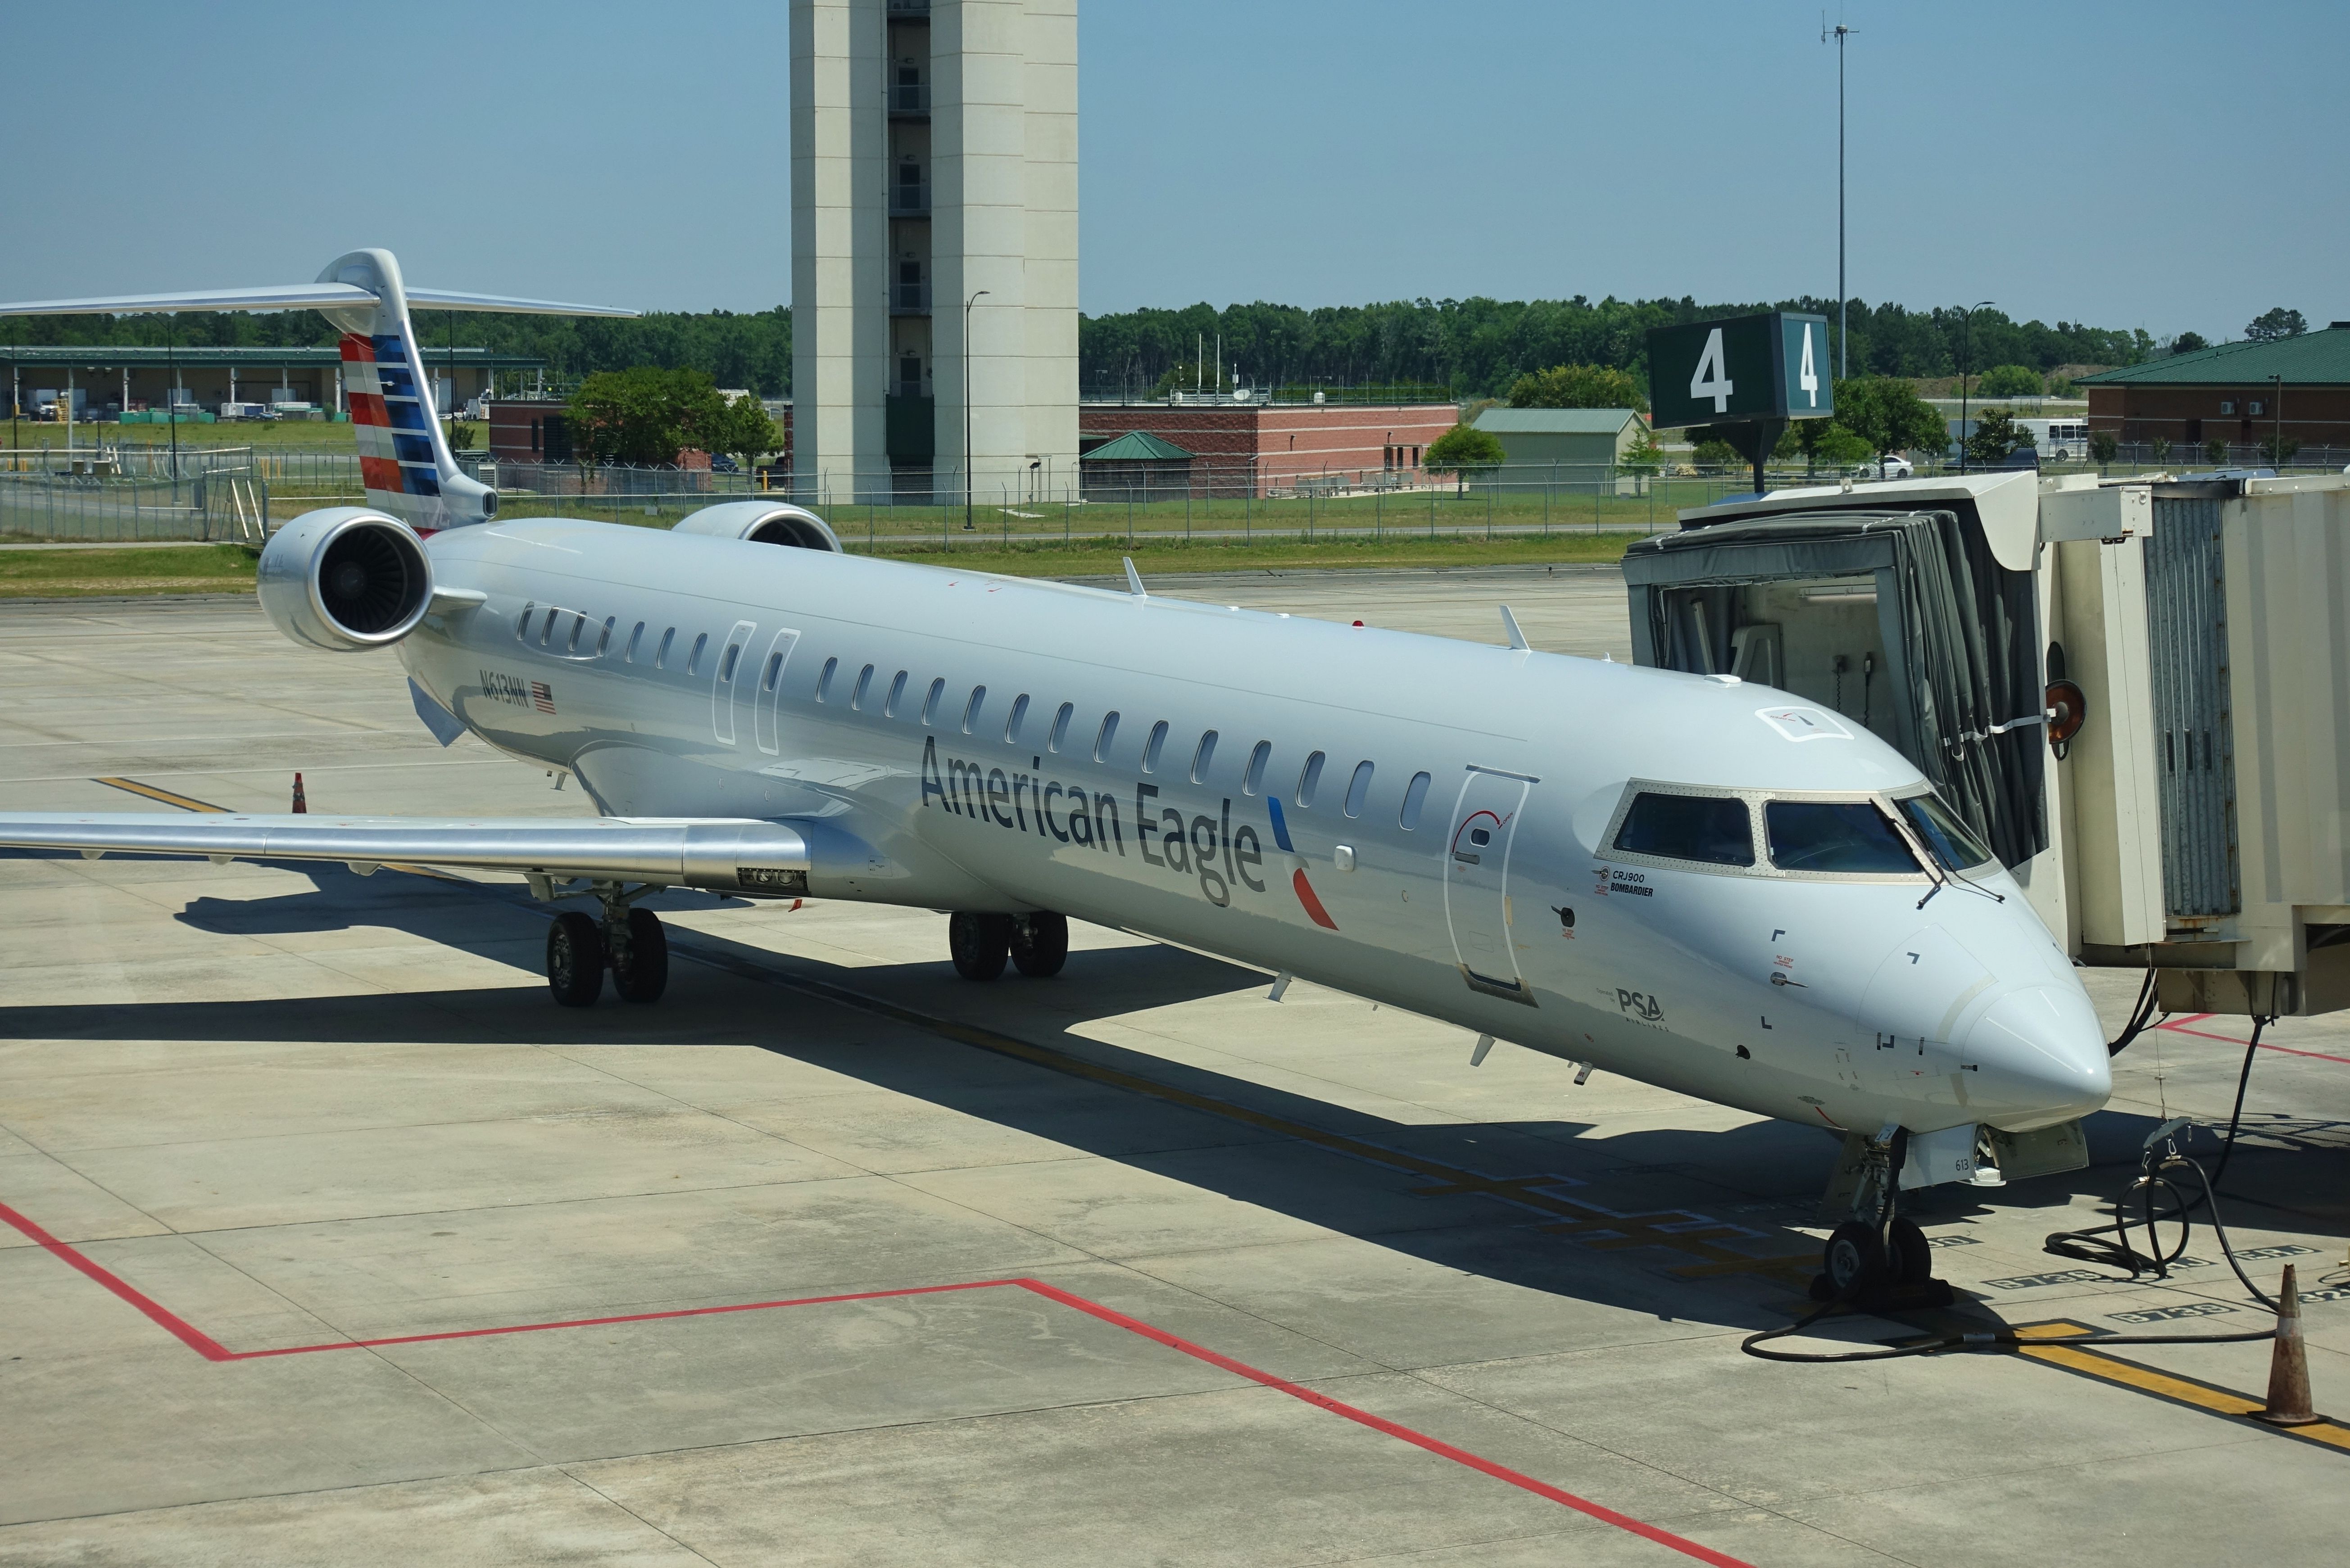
left=1964, top=984, right=2112, bottom=1129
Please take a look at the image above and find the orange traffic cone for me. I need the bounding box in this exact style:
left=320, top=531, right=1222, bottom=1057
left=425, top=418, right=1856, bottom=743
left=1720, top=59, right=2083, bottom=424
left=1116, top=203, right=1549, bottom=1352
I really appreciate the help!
left=2254, top=1264, right=2322, bottom=1427
left=291, top=773, right=307, bottom=814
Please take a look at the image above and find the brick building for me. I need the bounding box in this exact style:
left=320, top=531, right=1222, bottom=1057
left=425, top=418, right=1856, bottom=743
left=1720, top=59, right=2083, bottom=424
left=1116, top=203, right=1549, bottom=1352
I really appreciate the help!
left=1077, top=398, right=1460, bottom=497
left=2080, top=325, right=2350, bottom=458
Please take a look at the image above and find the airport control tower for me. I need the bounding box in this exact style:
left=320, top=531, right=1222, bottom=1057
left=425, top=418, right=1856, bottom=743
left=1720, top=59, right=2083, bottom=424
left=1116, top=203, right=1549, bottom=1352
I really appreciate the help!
left=790, top=0, right=1077, bottom=507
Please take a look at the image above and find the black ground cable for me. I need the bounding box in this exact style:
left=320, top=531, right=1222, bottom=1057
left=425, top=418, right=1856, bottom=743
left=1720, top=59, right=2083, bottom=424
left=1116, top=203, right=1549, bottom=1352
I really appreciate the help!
left=2208, top=1015, right=2269, bottom=1192
left=2105, top=954, right=2162, bottom=1056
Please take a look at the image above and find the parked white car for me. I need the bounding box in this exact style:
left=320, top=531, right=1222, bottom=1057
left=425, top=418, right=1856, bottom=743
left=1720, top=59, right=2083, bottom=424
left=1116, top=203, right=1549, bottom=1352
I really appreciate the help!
left=1875, top=454, right=1914, bottom=479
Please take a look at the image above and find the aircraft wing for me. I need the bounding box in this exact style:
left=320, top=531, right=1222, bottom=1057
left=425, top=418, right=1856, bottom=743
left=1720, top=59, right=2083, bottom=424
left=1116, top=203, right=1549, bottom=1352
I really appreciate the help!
left=0, top=813, right=808, bottom=890
left=0, top=285, right=637, bottom=319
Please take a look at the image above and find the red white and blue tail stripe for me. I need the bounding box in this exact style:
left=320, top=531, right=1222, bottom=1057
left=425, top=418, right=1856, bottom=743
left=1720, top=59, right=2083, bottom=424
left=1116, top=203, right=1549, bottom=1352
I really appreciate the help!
left=341, top=332, right=445, bottom=521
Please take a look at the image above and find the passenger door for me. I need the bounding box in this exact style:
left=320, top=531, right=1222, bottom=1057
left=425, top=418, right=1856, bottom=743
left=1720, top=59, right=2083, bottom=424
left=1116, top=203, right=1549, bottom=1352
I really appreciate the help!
left=711, top=620, right=756, bottom=745
left=1444, top=766, right=1538, bottom=1006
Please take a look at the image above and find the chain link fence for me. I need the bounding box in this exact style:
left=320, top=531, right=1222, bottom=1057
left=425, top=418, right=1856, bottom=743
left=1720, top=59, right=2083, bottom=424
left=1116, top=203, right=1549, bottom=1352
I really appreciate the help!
left=0, top=446, right=272, bottom=542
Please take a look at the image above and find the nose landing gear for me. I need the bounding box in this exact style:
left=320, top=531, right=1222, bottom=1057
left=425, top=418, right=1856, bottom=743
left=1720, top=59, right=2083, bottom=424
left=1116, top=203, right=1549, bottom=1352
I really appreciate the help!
left=544, top=882, right=670, bottom=1007
left=1812, top=1127, right=1952, bottom=1309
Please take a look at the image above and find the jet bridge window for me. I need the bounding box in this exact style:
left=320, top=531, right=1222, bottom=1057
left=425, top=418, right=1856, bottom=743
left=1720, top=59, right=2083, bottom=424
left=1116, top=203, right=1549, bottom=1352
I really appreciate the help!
left=1897, top=791, right=1995, bottom=870
left=1764, top=800, right=1917, bottom=875
left=1613, top=791, right=1754, bottom=867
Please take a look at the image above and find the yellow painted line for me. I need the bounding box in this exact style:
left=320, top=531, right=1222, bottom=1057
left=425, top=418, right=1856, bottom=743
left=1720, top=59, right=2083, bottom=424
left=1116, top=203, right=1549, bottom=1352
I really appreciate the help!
left=2013, top=1320, right=2350, bottom=1453
left=95, top=775, right=229, bottom=813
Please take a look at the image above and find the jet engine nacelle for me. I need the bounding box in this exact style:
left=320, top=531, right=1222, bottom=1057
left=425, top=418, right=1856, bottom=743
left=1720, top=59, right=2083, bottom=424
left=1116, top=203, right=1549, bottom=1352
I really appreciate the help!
left=671, top=500, right=843, bottom=552
left=257, top=507, right=433, bottom=652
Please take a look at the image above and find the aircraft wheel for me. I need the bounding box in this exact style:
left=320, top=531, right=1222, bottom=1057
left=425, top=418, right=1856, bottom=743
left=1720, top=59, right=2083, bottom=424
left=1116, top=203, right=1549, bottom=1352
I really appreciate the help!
left=948, top=911, right=1011, bottom=981
left=612, top=908, right=669, bottom=1004
left=547, top=912, right=605, bottom=1007
left=1010, top=912, right=1069, bottom=978
left=1886, top=1215, right=1933, bottom=1288
left=1821, top=1220, right=1889, bottom=1299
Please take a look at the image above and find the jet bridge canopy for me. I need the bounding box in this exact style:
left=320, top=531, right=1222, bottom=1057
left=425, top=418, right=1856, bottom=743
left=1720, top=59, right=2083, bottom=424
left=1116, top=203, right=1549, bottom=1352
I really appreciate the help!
left=1621, top=508, right=2046, bottom=870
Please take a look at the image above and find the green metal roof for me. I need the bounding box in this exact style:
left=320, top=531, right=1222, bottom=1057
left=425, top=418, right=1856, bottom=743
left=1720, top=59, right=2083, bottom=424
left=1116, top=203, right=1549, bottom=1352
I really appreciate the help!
left=2077, top=326, right=2350, bottom=387
left=1082, top=429, right=1194, bottom=462
left=0, top=345, right=545, bottom=369
left=1471, top=407, right=1642, bottom=434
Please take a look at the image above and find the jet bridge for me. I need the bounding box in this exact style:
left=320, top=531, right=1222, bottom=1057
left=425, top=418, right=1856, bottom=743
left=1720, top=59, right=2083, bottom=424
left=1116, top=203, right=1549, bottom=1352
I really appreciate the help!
left=1625, top=469, right=2350, bottom=1017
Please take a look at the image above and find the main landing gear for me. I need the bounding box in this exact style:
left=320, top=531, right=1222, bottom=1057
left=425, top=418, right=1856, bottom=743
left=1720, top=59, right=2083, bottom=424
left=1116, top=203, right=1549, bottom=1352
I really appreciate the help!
left=546, top=883, right=670, bottom=1007
left=948, top=911, right=1068, bottom=981
left=1811, top=1127, right=1951, bottom=1310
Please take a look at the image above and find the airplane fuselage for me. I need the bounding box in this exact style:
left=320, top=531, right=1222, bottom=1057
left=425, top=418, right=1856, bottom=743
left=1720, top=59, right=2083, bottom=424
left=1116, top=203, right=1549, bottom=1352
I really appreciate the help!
left=399, top=518, right=2110, bottom=1143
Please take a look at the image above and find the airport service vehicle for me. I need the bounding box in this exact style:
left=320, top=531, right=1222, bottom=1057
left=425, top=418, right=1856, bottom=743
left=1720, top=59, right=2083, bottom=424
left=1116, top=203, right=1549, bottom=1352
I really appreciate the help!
left=0, top=252, right=2119, bottom=1294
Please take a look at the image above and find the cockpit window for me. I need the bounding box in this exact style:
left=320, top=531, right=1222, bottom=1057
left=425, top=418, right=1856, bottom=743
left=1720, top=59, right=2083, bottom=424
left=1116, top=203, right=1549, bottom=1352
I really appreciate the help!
left=1765, top=800, right=1919, bottom=874
left=1613, top=792, right=1754, bottom=866
left=1898, top=792, right=1996, bottom=870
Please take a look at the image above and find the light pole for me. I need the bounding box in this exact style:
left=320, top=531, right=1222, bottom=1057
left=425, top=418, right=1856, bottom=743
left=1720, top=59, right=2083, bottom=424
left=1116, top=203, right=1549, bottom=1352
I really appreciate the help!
left=962, top=288, right=989, bottom=531
left=1954, top=300, right=1992, bottom=471
left=1824, top=18, right=1855, bottom=379
left=2271, top=373, right=2284, bottom=468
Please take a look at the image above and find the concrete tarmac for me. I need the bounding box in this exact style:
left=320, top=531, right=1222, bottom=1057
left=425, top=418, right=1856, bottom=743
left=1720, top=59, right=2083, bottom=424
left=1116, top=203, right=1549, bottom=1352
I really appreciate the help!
left=1, top=570, right=2344, bottom=1567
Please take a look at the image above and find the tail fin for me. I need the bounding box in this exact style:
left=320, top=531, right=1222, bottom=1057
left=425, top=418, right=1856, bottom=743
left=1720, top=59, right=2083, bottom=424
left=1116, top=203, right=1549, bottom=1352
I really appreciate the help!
left=318, top=250, right=485, bottom=533
left=0, top=251, right=635, bottom=536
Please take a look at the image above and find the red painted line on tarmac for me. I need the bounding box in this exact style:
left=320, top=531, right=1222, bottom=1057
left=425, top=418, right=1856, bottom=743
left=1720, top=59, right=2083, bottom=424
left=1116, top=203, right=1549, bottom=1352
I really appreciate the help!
left=0, top=1201, right=1748, bottom=1566
left=2155, top=1013, right=2350, bottom=1065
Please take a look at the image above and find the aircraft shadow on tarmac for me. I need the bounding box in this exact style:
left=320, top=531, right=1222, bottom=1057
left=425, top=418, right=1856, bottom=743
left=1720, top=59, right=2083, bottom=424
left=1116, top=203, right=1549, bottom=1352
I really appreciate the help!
left=9, top=857, right=2345, bottom=1321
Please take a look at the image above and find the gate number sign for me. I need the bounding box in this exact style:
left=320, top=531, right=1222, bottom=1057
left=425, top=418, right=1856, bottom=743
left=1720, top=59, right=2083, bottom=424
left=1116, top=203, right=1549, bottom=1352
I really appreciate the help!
left=1647, top=312, right=1834, bottom=429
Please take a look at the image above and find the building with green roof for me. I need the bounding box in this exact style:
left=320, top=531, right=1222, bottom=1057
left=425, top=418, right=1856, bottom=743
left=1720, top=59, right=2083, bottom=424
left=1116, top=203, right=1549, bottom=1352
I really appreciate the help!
left=2078, top=324, right=2350, bottom=457
left=1079, top=429, right=1193, bottom=501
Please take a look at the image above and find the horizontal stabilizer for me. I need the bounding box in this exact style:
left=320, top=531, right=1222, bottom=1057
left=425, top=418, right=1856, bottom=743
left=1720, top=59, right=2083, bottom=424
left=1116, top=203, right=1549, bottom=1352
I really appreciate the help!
left=0, top=283, right=381, bottom=317
left=0, top=284, right=637, bottom=319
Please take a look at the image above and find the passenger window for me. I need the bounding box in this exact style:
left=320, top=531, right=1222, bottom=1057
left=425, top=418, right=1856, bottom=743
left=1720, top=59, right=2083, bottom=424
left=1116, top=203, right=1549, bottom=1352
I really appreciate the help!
left=1005, top=693, right=1030, bottom=743
left=921, top=677, right=945, bottom=725
left=762, top=650, right=785, bottom=692
left=1048, top=702, right=1073, bottom=752
left=720, top=643, right=741, bottom=683
left=654, top=628, right=675, bottom=669
left=1897, top=793, right=1995, bottom=870
left=852, top=664, right=875, bottom=710
left=687, top=633, right=709, bottom=675
left=1094, top=711, right=1120, bottom=762
left=962, top=685, right=986, bottom=734
left=516, top=602, right=534, bottom=639
left=567, top=614, right=586, bottom=655
left=1614, top=792, right=1754, bottom=867
left=1765, top=800, right=1917, bottom=874
left=817, top=657, right=839, bottom=701
left=1343, top=760, right=1374, bottom=818
left=885, top=671, right=908, bottom=718
left=1191, top=730, right=1218, bottom=783
left=1243, top=741, right=1271, bottom=796
left=1142, top=720, right=1169, bottom=773
left=1400, top=770, right=1432, bottom=829
left=596, top=617, right=615, bottom=657
left=625, top=622, right=644, bottom=662
left=1297, top=750, right=1326, bottom=807
left=540, top=607, right=559, bottom=646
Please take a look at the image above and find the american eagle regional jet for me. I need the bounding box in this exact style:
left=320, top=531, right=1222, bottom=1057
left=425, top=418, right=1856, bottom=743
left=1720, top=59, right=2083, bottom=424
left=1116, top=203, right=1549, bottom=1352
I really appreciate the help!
left=0, top=252, right=2112, bottom=1296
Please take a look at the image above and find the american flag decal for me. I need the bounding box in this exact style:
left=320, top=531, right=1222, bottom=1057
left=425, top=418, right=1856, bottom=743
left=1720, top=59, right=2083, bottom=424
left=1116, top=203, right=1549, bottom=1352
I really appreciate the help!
left=531, top=681, right=556, bottom=715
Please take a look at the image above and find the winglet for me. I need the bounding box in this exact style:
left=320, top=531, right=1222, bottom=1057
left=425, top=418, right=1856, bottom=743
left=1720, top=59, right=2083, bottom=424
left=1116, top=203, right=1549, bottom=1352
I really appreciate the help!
left=1124, top=557, right=1146, bottom=598
left=1498, top=605, right=1529, bottom=651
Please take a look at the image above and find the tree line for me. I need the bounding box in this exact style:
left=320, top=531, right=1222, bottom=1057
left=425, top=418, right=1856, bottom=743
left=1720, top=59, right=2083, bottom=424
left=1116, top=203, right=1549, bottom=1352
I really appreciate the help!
left=5, top=290, right=2188, bottom=404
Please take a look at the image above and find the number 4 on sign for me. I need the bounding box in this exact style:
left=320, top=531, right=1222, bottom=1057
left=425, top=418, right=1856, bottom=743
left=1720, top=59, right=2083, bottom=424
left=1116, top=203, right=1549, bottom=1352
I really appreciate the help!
left=1690, top=328, right=1733, bottom=414
left=1799, top=322, right=1819, bottom=408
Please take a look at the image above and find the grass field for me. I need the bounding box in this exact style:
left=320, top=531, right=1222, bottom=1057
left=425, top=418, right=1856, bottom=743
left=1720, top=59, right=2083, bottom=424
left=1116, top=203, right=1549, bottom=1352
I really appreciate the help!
left=0, top=530, right=1644, bottom=599
left=0, top=543, right=260, bottom=597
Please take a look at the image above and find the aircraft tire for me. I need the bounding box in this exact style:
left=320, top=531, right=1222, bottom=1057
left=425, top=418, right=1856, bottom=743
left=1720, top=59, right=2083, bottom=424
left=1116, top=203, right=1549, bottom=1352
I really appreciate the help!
left=612, top=909, right=669, bottom=1004
left=1821, top=1220, right=1889, bottom=1299
left=948, top=911, right=1011, bottom=981
left=1886, top=1216, right=1933, bottom=1287
left=548, top=912, right=605, bottom=1007
left=1010, top=912, right=1069, bottom=978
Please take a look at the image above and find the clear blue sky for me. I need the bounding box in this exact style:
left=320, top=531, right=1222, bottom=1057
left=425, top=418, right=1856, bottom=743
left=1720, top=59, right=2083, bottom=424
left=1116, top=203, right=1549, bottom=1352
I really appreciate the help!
left=3, top=1, right=2341, bottom=343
